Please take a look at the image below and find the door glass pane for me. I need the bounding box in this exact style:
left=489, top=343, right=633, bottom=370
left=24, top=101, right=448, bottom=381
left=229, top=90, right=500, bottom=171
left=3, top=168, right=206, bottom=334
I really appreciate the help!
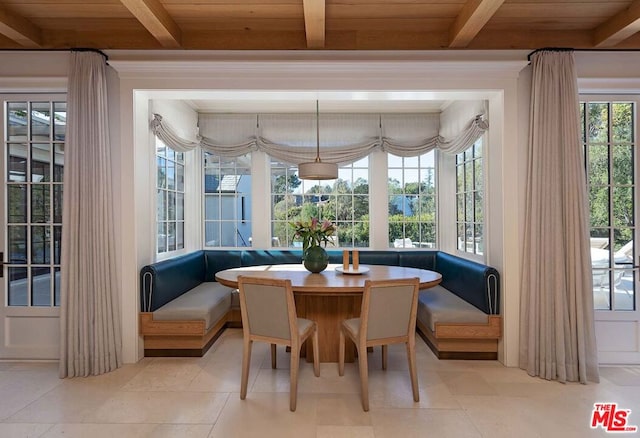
left=8, top=226, right=27, bottom=263
left=32, top=267, right=51, bottom=306
left=31, top=102, right=51, bottom=141
left=54, top=144, right=64, bottom=182
left=8, top=143, right=27, bottom=182
left=53, top=102, right=67, bottom=142
left=584, top=99, right=635, bottom=312
left=7, top=102, right=28, bottom=141
left=31, top=226, right=50, bottom=264
left=31, top=185, right=50, bottom=223
left=8, top=185, right=27, bottom=223
left=54, top=226, right=62, bottom=265
left=5, top=99, right=64, bottom=308
left=54, top=267, right=61, bottom=306
left=8, top=267, right=28, bottom=306
left=53, top=185, right=63, bottom=223
left=31, top=144, right=50, bottom=182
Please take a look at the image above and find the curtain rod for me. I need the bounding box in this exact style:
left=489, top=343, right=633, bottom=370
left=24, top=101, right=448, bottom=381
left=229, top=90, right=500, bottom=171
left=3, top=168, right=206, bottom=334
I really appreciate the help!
left=0, top=47, right=108, bottom=62
left=527, top=47, right=640, bottom=62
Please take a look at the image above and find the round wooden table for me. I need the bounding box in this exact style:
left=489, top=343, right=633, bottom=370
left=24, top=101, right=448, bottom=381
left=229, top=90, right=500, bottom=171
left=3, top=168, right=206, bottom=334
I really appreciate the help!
left=216, top=264, right=442, bottom=362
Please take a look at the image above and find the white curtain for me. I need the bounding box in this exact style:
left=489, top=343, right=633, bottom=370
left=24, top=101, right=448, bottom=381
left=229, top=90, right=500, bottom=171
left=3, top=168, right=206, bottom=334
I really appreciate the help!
left=60, top=51, right=122, bottom=377
left=520, top=50, right=599, bottom=383
left=152, top=104, right=487, bottom=161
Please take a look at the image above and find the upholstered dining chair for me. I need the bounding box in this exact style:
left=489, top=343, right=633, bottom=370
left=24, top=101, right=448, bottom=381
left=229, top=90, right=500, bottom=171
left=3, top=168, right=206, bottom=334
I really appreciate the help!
left=338, top=277, right=421, bottom=411
left=238, top=276, right=320, bottom=411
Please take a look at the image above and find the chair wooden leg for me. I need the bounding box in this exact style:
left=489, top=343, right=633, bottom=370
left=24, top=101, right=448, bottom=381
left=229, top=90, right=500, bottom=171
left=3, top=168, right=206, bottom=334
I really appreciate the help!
left=382, top=344, right=388, bottom=370
left=358, top=342, right=370, bottom=411
left=271, top=343, right=277, bottom=369
left=338, top=328, right=346, bottom=376
left=289, top=342, right=300, bottom=412
left=406, top=340, right=419, bottom=402
left=240, top=339, right=253, bottom=400
left=312, top=325, right=320, bottom=377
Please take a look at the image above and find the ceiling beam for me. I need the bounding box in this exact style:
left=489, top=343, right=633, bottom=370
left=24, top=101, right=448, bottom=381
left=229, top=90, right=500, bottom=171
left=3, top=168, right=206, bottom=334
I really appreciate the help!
left=120, top=0, right=181, bottom=48
left=303, top=0, right=325, bottom=48
left=0, top=4, right=41, bottom=48
left=594, top=0, right=640, bottom=47
left=448, top=0, right=505, bottom=48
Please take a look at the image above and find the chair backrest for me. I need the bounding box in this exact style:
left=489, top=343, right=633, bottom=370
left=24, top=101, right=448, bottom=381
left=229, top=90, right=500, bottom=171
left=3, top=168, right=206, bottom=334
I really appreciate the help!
left=360, top=278, right=420, bottom=341
left=238, top=276, right=296, bottom=341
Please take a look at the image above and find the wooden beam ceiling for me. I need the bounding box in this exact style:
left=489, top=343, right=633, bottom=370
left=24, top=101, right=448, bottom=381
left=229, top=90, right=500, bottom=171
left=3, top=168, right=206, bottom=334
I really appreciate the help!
left=0, top=4, right=41, bottom=48
left=303, top=0, right=325, bottom=48
left=0, top=1, right=637, bottom=51
left=449, top=0, right=505, bottom=48
left=120, top=0, right=181, bottom=48
left=594, top=0, right=640, bottom=47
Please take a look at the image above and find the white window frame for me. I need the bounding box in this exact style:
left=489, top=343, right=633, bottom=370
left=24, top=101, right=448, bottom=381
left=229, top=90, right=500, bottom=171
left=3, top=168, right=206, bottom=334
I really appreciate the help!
left=155, top=137, right=186, bottom=256
left=455, top=138, right=484, bottom=257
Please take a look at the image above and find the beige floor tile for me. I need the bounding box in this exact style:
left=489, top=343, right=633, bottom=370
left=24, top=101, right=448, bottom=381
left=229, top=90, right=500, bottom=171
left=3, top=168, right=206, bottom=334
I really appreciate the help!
left=457, top=394, right=613, bottom=438
left=41, top=423, right=157, bottom=438
left=6, top=383, right=117, bottom=423
left=208, top=392, right=317, bottom=438
left=187, top=361, right=256, bottom=393
left=0, top=423, right=54, bottom=438
left=315, top=394, right=372, bottom=426
left=148, top=424, right=214, bottom=437
left=85, top=391, right=229, bottom=424
left=122, top=358, right=204, bottom=391
left=366, top=369, right=461, bottom=409
left=316, top=425, right=375, bottom=438
left=436, top=370, right=498, bottom=396
left=63, top=360, right=151, bottom=390
left=371, top=408, right=481, bottom=438
left=0, top=369, right=64, bottom=420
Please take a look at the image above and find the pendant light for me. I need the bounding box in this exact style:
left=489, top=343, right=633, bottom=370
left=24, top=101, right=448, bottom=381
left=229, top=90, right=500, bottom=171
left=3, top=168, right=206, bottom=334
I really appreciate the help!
left=298, top=100, right=338, bottom=180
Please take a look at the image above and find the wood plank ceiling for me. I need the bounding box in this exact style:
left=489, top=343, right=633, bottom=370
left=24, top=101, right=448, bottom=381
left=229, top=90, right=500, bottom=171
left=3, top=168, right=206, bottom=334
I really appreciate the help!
left=0, top=0, right=639, bottom=50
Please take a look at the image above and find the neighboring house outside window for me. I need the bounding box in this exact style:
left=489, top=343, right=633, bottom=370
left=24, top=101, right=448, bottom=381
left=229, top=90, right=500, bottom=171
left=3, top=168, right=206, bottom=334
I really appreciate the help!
left=203, top=152, right=252, bottom=248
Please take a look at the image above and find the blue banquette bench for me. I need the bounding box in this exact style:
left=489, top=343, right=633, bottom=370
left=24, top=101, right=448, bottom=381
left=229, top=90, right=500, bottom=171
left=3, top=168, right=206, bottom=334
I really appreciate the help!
left=139, top=250, right=500, bottom=359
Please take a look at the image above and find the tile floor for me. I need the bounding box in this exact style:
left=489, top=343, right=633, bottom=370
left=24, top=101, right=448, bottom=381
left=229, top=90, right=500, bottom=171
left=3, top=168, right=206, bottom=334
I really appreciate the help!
left=0, top=328, right=638, bottom=438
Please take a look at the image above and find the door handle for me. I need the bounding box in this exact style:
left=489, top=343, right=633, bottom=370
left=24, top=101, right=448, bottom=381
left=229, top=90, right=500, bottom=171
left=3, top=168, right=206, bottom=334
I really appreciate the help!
left=0, top=252, right=26, bottom=278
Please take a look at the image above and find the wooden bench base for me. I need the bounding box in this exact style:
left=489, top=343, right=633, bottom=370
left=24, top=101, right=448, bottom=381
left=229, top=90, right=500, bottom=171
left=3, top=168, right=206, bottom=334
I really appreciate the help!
left=416, top=315, right=502, bottom=360
left=139, top=309, right=242, bottom=357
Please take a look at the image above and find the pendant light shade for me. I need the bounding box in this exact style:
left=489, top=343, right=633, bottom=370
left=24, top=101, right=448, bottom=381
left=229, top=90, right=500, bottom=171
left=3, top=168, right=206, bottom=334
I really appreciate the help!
left=298, top=101, right=338, bottom=180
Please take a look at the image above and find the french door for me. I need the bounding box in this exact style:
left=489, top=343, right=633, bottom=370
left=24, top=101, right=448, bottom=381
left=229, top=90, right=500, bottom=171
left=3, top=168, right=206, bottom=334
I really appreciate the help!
left=582, top=97, right=640, bottom=364
left=0, top=95, right=65, bottom=359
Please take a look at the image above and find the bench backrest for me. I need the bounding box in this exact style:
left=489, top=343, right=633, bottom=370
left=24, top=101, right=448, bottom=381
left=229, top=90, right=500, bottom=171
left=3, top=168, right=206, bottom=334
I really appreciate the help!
left=140, top=249, right=499, bottom=316
left=140, top=251, right=206, bottom=312
left=435, top=251, right=500, bottom=315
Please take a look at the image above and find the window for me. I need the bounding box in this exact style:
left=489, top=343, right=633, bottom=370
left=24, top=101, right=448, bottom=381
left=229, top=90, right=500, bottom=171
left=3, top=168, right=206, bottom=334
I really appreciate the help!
left=5, top=100, right=65, bottom=306
left=156, top=138, right=184, bottom=254
left=582, top=100, right=635, bottom=311
left=388, top=152, right=436, bottom=248
left=455, top=139, right=483, bottom=255
left=204, top=152, right=252, bottom=247
left=271, top=157, right=369, bottom=248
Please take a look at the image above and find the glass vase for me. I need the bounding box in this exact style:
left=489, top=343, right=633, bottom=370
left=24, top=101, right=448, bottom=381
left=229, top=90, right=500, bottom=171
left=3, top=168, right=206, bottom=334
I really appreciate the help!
left=303, top=245, right=329, bottom=273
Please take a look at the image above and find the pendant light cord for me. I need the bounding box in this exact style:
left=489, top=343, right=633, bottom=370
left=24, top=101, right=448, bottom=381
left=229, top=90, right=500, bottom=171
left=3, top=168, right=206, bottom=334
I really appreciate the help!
left=315, top=100, right=321, bottom=163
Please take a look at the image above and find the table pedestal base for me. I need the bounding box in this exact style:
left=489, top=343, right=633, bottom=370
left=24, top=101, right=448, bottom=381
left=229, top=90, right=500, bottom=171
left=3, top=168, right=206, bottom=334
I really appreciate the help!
left=295, top=294, right=361, bottom=363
